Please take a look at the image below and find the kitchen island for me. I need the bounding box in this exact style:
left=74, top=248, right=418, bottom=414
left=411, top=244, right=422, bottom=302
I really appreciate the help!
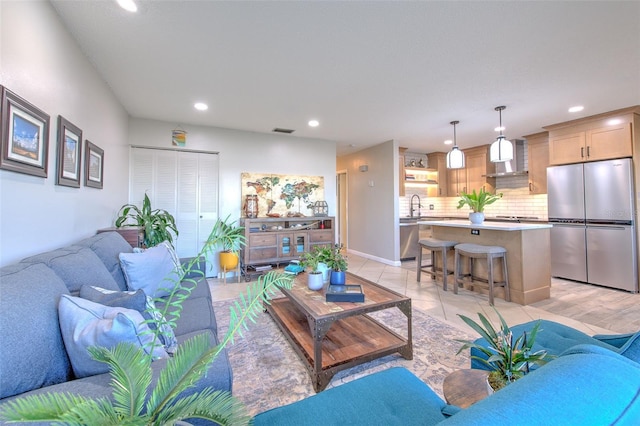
left=418, top=219, right=552, bottom=305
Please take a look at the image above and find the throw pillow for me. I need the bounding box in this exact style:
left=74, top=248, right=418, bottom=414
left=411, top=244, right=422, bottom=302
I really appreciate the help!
left=119, top=241, right=184, bottom=298
left=79, top=285, right=178, bottom=354
left=58, top=295, right=168, bottom=378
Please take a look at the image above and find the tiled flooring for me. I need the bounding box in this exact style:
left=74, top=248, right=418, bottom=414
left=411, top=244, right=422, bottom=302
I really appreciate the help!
left=209, top=253, right=640, bottom=337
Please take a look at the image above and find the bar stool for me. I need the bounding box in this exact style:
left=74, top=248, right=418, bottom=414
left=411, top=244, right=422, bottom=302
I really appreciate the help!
left=454, top=243, right=510, bottom=305
left=417, top=238, right=458, bottom=291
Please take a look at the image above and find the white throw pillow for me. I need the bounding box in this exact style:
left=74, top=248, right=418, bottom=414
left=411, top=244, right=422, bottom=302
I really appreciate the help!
left=58, top=295, right=168, bottom=378
left=119, top=241, right=184, bottom=298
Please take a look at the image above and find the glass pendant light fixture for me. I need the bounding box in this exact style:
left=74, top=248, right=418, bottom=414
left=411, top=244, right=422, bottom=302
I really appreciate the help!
left=446, top=120, right=465, bottom=169
left=490, top=105, right=514, bottom=162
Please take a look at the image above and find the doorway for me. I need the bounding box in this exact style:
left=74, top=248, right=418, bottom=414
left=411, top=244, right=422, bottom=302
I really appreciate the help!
left=336, top=170, right=348, bottom=247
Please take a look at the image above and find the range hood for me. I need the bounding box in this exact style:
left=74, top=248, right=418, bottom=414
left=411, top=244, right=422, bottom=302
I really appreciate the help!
left=484, top=139, right=528, bottom=177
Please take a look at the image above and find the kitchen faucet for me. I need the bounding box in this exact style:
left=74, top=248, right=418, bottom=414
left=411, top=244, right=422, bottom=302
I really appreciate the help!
left=410, top=194, right=421, bottom=217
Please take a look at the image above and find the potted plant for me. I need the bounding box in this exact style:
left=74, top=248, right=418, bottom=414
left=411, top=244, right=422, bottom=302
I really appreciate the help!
left=456, top=188, right=503, bottom=224
left=455, top=308, right=553, bottom=391
left=300, top=248, right=324, bottom=291
left=0, top=224, right=294, bottom=425
left=326, top=243, right=348, bottom=285
left=116, top=193, right=178, bottom=248
left=210, top=215, right=247, bottom=276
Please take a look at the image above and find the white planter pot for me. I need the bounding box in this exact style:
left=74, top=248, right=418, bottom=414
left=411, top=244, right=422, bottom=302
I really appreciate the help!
left=469, top=212, right=485, bottom=224
left=307, top=272, right=324, bottom=291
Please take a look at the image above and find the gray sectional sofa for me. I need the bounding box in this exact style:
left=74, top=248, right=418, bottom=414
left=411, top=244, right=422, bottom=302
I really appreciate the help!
left=0, top=231, right=231, bottom=424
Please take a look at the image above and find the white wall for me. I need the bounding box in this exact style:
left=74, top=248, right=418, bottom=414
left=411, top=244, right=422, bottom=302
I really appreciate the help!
left=337, top=140, right=399, bottom=264
left=0, top=1, right=130, bottom=266
left=128, top=118, right=337, bottom=230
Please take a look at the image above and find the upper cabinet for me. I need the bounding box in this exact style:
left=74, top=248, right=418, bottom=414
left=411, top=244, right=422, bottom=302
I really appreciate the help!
left=426, top=152, right=448, bottom=197
left=465, top=145, right=496, bottom=194
left=545, top=107, right=638, bottom=165
left=524, top=131, right=549, bottom=194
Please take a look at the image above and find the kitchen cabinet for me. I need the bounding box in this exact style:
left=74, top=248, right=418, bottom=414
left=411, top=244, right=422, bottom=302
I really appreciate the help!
left=545, top=107, right=637, bottom=165
left=524, top=132, right=549, bottom=194
left=465, top=145, right=496, bottom=194
left=240, top=217, right=334, bottom=276
left=426, top=152, right=448, bottom=197
left=447, top=167, right=467, bottom=196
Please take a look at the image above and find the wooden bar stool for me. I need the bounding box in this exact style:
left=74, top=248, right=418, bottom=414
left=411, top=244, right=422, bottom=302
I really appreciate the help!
left=417, top=238, right=458, bottom=291
left=454, top=243, right=510, bottom=305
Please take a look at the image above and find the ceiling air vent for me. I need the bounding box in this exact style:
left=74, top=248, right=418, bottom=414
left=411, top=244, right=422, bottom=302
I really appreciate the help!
left=272, top=127, right=295, bottom=134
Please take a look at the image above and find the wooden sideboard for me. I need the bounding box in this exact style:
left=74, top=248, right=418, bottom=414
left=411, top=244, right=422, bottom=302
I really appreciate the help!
left=240, top=217, right=335, bottom=277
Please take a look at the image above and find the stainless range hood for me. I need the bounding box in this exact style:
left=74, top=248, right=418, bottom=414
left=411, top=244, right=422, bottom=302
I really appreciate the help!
left=484, top=139, right=528, bottom=177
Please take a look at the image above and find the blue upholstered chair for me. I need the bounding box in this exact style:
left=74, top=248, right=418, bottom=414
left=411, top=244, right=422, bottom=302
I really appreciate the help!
left=470, top=319, right=640, bottom=370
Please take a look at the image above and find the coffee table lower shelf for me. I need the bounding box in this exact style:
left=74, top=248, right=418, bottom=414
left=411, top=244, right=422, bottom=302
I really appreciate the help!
left=266, top=297, right=411, bottom=392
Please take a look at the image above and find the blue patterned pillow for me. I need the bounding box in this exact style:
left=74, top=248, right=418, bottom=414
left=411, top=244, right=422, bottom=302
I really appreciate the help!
left=58, top=295, right=168, bottom=378
left=80, top=285, right=177, bottom=354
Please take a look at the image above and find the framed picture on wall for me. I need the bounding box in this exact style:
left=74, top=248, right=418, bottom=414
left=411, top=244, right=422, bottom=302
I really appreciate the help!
left=84, top=140, right=103, bottom=189
left=0, top=85, right=50, bottom=177
left=56, top=116, right=82, bottom=187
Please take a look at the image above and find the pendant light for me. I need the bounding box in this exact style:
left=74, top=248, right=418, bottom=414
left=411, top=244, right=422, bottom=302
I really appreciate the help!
left=446, top=120, right=465, bottom=169
left=490, top=105, right=514, bottom=162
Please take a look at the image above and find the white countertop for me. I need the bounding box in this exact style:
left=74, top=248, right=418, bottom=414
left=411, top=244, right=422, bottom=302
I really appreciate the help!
left=418, top=219, right=552, bottom=231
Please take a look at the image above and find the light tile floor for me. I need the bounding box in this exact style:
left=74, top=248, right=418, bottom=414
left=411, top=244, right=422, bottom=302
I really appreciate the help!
left=209, top=254, right=640, bottom=336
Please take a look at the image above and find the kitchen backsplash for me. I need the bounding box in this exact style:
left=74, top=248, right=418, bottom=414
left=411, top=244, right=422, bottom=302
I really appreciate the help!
left=400, top=174, right=549, bottom=220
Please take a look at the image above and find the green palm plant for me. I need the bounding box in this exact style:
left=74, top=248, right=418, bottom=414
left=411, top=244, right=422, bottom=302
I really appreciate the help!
left=456, top=308, right=553, bottom=390
left=456, top=188, right=503, bottom=213
left=0, top=221, right=294, bottom=425
left=116, top=193, right=178, bottom=248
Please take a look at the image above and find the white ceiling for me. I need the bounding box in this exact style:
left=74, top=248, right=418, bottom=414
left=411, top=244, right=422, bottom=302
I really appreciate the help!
left=50, top=0, right=640, bottom=157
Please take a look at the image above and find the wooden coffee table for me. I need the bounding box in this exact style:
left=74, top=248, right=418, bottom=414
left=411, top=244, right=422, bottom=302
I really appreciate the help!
left=265, top=272, right=413, bottom=392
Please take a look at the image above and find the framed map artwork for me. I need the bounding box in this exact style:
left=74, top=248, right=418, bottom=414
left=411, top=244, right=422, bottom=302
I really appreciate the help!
left=241, top=173, right=324, bottom=217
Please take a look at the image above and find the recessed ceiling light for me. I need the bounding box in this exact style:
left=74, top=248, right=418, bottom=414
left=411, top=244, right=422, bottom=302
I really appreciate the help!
left=444, top=139, right=453, bottom=145
left=116, top=0, right=137, bottom=12
left=194, top=102, right=208, bottom=111
left=568, top=105, right=584, bottom=113
left=308, top=119, right=319, bottom=127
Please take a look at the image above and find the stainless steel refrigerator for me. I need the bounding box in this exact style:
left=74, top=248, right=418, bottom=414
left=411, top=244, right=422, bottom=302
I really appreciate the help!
left=547, top=158, right=638, bottom=292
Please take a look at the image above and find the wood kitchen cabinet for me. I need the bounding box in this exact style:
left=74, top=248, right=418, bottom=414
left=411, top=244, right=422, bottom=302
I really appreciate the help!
left=426, top=152, right=448, bottom=197
left=524, top=131, right=549, bottom=194
left=545, top=107, right=637, bottom=165
left=447, top=167, right=467, bottom=196
left=464, top=145, right=496, bottom=194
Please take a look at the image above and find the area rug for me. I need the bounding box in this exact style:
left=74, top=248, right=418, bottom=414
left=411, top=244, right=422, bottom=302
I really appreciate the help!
left=214, top=299, right=474, bottom=417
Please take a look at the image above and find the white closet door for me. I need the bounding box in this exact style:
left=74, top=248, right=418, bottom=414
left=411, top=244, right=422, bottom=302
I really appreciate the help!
left=130, top=148, right=219, bottom=276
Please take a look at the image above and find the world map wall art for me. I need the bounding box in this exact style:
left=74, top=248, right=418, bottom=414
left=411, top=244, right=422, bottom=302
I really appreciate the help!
left=241, top=172, right=324, bottom=218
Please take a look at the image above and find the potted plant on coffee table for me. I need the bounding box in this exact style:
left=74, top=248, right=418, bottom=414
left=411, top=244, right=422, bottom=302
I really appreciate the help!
left=116, top=193, right=178, bottom=248
left=456, top=188, right=503, bottom=224
left=300, top=248, right=325, bottom=291
left=455, top=308, right=553, bottom=391
left=326, top=243, right=348, bottom=285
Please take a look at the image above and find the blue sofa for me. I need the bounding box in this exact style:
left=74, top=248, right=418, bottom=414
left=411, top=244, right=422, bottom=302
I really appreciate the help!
left=0, top=232, right=231, bottom=424
left=469, top=319, right=640, bottom=370
left=254, top=347, right=640, bottom=425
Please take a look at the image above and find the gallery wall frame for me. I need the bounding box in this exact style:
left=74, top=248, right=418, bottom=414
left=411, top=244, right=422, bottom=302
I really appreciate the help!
left=0, top=85, right=50, bottom=178
left=84, top=140, right=104, bottom=189
left=56, top=116, right=83, bottom=187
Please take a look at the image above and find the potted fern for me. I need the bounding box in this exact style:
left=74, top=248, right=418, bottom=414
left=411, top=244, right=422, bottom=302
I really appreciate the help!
left=116, top=193, right=178, bottom=248
left=456, top=188, right=503, bottom=224
left=300, top=247, right=324, bottom=291
left=0, top=224, right=293, bottom=425
left=455, top=308, right=553, bottom=391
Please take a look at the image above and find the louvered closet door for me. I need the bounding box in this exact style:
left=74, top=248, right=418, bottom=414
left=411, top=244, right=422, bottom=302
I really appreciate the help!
left=129, top=148, right=219, bottom=276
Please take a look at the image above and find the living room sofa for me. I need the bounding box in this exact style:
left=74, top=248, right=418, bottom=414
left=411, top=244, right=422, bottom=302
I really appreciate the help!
left=0, top=231, right=231, bottom=424
left=254, top=346, right=640, bottom=425
left=469, top=319, right=640, bottom=370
